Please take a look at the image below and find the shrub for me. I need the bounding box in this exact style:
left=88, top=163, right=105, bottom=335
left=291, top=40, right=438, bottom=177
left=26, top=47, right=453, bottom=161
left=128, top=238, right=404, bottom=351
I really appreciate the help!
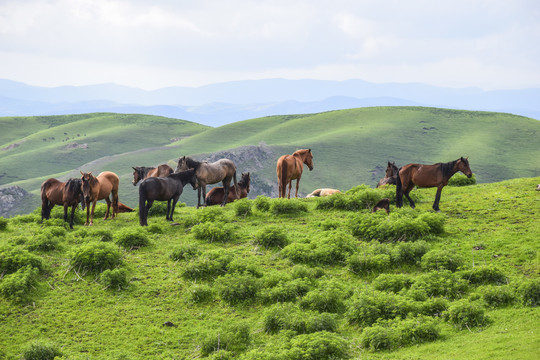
left=100, top=268, right=129, bottom=290
left=115, top=228, right=150, bottom=249
left=254, top=195, right=271, bottom=212
left=191, top=222, right=235, bottom=243
left=0, top=265, right=40, bottom=303
left=146, top=224, right=163, bottom=234
left=345, top=290, right=414, bottom=327
left=519, top=279, right=540, bottom=307
left=200, top=322, right=251, bottom=356
left=291, top=265, right=324, bottom=280
left=217, top=274, right=260, bottom=305
left=21, top=340, right=63, bottom=360
left=88, top=229, right=113, bottom=242
left=182, top=251, right=232, bottom=281
left=197, top=207, right=227, bottom=223
left=393, top=241, right=429, bottom=266
left=287, top=331, right=349, bottom=360
left=234, top=199, right=252, bottom=217
left=282, top=230, right=356, bottom=265
left=300, top=280, right=349, bottom=314
left=146, top=201, right=168, bottom=216
left=448, top=173, right=476, bottom=186
left=360, top=322, right=397, bottom=351
left=316, top=185, right=386, bottom=211
left=0, top=216, right=8, bottom=231
left=348, top=253, right=391, bottom=275
left=227, top=258, right=263, bottom=278
left=254, top=226, right=288, bottom=249
left=69, top=241, right=123, bottom=273
left=444, top=300, right=490, bottom=330
left=372, top=274, right=413, bottom=293
left=0, top=246, right=45, bottom=274
left=185, top=283, right=214, bottom=304
left=263, top=303, right=338, bottom=335
left=460, top=265, right=508, bottom=285
left=27, top=235, right=60, bottom=252
left=421, top=250, right=465, bottom=272
left=260, top=278, right=311, bottom=304
left=481, top=285, right=515, bottom=308
left=270, top=198, right=308, bottom=215
left=169, top=244, right=200, bottom=261
left=409, top=270, right=468, bottom=299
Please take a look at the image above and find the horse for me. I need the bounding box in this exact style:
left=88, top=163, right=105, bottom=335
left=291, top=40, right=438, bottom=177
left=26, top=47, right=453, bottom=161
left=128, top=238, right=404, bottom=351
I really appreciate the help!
left=175, top=156, right=238, bottom=208
left=132, top=164, right=173, bottom=186
left=306, top=188, right=341, bottom=198
left=396, top=157, right=472, bottom=212
left=276, top=149, right=314, bottom=198
left=80, top=171, right=120, bottom=225
left=41, top=178, right=86, bottom=229
left=206, top=172, right=250, bottom=206
left=376, top=161, right=399, bottom=188
left=138, top=169, right=198, bottom=226
left=372, top=198, right=390, bottom=214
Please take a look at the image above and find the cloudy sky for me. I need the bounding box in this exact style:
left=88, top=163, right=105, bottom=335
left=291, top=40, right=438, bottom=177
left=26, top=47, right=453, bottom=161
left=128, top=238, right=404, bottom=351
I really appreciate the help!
left=0, top=0, right=539, bottom=90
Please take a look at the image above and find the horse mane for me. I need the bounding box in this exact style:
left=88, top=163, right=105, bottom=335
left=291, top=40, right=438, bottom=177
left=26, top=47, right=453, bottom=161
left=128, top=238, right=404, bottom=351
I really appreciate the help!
left=137, top=166, right=155, bottom=178
left=66, top=178, right=82, bottom=194
left=184, top=157, right=201, bottom=170
left=438, top=159, right=459, bottom=178
left=170, top=168, right=195, bottom=181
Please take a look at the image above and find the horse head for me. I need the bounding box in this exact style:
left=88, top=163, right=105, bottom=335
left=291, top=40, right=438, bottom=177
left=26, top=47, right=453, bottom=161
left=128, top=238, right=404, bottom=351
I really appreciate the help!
left=241, top=172, right=250, bottom=193
left=186, top=168, right=198, bottom=190
left=458, top=157, right=472, bottom=178
left=132, top=167, right=144, bottom=186
left=80, top=171, right=95, bottom=202
left=305, top=149, right=314, bottom=171
left=385, top=161, right=397, bottom=177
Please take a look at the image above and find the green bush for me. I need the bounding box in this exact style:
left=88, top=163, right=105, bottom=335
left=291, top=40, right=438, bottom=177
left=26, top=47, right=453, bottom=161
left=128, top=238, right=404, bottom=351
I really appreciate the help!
left=393, top=241, right=429, bottom=265
left=444, top=300, right=490, bottom=329
left=146, top=224, right=164, bottom=234
left=421, top=250, right=465, bottom=272
left=345, top=290, right=414, bottom=327
left=481, top=285, right=515, bottom=308
left=519, top=279, right=540, bottom=307
left=254, top=226, right=288, bottom=249
left=197, top=207, right=227, bottom=223
left=360, top=322, right=396, bottom=351
left=0, top=216, right=8, bottom=231
left=182, top=251, right=232, bottom=281
left=300, top=280, right=349, bottom=314
left=448, top=173, right=476, bottom=186
left=287, top=331, right=349, bottom=360
left=0, top=246, right=45, bottom=274
left=282, top=230, right=356, bottom=265
left=417, top=297, right=449, bottom=316
left=227, top=258, right=263, bottom=278
left=0, top=265, right=40, bottom=303
left=88, top=229, right=113, bottom=242
left=69, top=241, right=123, bottom=273
left=146, top=201, right=168, bottom=216
left=185, top=283, right=214, bottom=304
left=270, top=198, right=308, bottom=215
left=372, top=274, right=413, bottom=293
left=316, top=185, right=388, bottom=211
left=263, top=303, right=338, bottom=334
left=27, top=235, right=60, bottom=252
left=234, top=199, right=252, bottom=217
left=260, top=278, right=311, bottom=304
left=21, top=339, right=63, bottom=360
left=217, top=274, right=260, bottom=305
left=348, top=253, right=391, bottom=275
left=169, top=244, right=201, bottom=261
left=254, top=195, right=271, bottom=212
left=409, top=270, right=468, bottom=299
left=191, top=221, right=235, bottom=243
left=115, top=228, right=150, bottom=249
left=460, top=265, right=508, bottom=285
left=291, top=265, right=324, bottom=280
left=200, top=322, right=251, bottom=356
left=100, top=268, right=129, bottom=290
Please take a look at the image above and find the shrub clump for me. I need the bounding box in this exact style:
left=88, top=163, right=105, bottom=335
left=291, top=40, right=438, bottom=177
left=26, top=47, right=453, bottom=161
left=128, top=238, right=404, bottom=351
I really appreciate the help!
left=200, top=322, right=251, bottom=356
left=26, top=235, right=60, bottom=252
left=0, top=265, right=40, bottom=303
left=234, top=199, right=252, bottom=217
left=345, top=290, right=415, bottom=327
left=519, top=279, right=540, bottom=307
left=100, top=268, right=130, bottom=290
left=216, top=274, right=261, bottom=305
left=393, top=241, right=430, bottom=266
left=254, top=195, right=271, bottom=212
left=287, top=331, right=349, bottom=360
left=316, top=185, right=386, bottom=211
left=348, top=253, right=391, bottom=275
left=270, top=198, right=308, bottom=215
left=480, top=285, right=515, bottom=308
left=115, top=228, right=150, bottom=249
left=182, top=251, right=232, bottom=281
left=21, top=340, right=63, bottom=360
left=443, top=300, right=490, bottom=330
left=372, top=273, right=414, bottom=293
left=254, top=225, right=288, bottom=249
left=300, top=280, right=350, bottom=314
left=185, top=283, right=214, bottom=304
left=191, top=222, right=236, bottom=243
left=0, top=216, right=8, bottom=231
left=282, top=230, right=356, bottom=265
left=448, top=173, right=476, bottom=186
left=260, top=277, right=311, bottom=304
left=421, top=250, right=465, bottom=272
left=408, top=270, right=468, bottom=300
left=0, top=246, right=45, bottom=274
left=69, top=241, right=123, bottom=273
left=169, top=244, right=201, bottom=261
left=263, top=302, right=338, bottom=334
left=460, top=265, right=508, bottom=285
left=88, top=229, right=114, bottom=242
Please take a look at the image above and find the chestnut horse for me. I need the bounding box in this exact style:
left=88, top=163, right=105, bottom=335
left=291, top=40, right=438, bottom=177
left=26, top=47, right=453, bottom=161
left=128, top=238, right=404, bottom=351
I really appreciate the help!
left=206, top=172, right=250, bottom=206
left=41, top=178, right=85, bottom=229
left=175, top=156, right=238, bottom=208
left=80, top=171, right=120, bottom=225
left=396, top=157, right=472, bottom=211
left=276, top=149, right=314, bottom=198
left=132, top=164, right=173, bottom=186
left=376, top=161, right=399, bottom=188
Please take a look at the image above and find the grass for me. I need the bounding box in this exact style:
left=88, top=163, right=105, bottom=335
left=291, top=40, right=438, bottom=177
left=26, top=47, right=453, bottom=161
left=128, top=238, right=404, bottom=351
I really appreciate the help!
left=0, top=176, right=538, bottom=359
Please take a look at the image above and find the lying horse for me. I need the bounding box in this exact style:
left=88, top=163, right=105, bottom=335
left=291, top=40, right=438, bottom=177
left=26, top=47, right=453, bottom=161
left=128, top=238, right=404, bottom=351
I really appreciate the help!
left=276, top=149, right=314, bottom=198
left=132, top=164, right=173, bottom=186
left=372, top=198, right=390, bottom=214
left=306, top=188, right=341, bottom=198
left=138, top=169, right=197, bottom=226
left=376, top=161, right=399, bottom=188
left=41, top=178, right=85, bottom=229
left=396, top=157, right=472, bottom=212
left=206, top=172, right=250, bottom=206
left=176, top=156, right=238, bottom=208
left=80, top=171, right=120, bottom=225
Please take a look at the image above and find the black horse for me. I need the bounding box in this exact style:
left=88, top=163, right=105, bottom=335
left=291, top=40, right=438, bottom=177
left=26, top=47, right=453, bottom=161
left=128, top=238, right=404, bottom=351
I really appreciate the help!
left=138, top=169, right=197, bottom=226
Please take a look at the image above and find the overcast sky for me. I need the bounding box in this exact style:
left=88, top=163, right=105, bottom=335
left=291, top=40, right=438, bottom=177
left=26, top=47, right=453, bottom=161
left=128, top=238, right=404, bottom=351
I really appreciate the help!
left=0, top=0, right=539, bottom=90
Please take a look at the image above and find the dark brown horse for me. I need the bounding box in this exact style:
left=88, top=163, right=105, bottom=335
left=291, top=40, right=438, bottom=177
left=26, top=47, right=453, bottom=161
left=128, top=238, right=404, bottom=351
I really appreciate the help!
left=175, top=156, right=238, bottom=208
left=132, top=164, right=173, bottom=186
left=80, top=171, right=120, bottom=225
left=376, top=161, right=399, bottom=188
left=206, top=172, right=250, bottom=206
left=138, top=169, right=197, bottom=226
left=396, top=157, right=472, bottom=211
left=276, top=149, right=314, bottom=198
left=41, top=178, right=86, bottom=229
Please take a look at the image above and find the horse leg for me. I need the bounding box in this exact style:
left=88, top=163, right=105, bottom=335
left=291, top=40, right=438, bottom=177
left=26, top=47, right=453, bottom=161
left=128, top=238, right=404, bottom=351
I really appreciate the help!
left=170, top=196, right=179, bottom=222
left=69, top=205, right=76, bottom=229
left=202, top=186, right=208, bottom=207
left=403, top=183, right=416, bottom=209
left=85, top=201, right=90, bottom=225
left=63, top=204, right=69, bottom=223
left=221, top=182, right=229, bottom=207
left=90, top=200, right=97, bottom=225
left=295, top=178, right=300, bottom=198
left=433, top=186, right=444, bottom=212
left=166, top=199, right=172, bottom=221
left=287, top=181, right=292, bottom=199
left=104, top=197, right=111, bottom=220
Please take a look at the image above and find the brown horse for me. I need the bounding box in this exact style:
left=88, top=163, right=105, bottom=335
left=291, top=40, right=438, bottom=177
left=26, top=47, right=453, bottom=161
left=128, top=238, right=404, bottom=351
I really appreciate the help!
left=132, top=164, right=173, bottom=186
left=175, top=156, right=238, bottom=208
left=376, top=161, right=399, bottom=188
left=276, top=149, right=314, bottom=198
left=206, top=172, right=250, bottom=206
left=80, top=171, right=120, bottom=225
left=41, top=178, right=86, bottom=229
left=396, top=157, right=472, bottom=211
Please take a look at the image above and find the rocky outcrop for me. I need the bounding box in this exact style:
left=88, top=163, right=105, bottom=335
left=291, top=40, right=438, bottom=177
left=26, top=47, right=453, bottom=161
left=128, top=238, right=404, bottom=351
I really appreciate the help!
left=0, top=186, right=31, bottom=217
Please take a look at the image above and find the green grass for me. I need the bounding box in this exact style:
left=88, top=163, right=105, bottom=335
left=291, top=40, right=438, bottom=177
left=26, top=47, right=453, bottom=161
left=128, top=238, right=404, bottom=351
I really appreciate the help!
left=0, top=176, right=538, bottom=359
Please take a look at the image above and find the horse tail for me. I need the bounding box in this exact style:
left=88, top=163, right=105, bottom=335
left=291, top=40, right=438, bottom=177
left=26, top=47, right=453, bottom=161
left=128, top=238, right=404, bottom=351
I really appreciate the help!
left=281, top=159, right=288, bottom=198
left=139, top=184, right=147, bottom=226
left=395, top=168, right=403, bottom=208
left=233, top=171, right=239, bottom=199
left=40, top=181, right=51, bottom=220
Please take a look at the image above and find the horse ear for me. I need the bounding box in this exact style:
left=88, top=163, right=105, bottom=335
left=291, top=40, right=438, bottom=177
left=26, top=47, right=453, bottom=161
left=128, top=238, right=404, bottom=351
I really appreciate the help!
left=132, top=167, right=137, bottom=171
left=80, top=171, right=84, bottom=175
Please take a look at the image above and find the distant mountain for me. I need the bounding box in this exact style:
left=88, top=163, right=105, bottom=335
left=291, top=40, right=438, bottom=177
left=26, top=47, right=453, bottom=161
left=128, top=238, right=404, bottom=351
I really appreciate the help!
left=0, top=78, right=539, bottom=126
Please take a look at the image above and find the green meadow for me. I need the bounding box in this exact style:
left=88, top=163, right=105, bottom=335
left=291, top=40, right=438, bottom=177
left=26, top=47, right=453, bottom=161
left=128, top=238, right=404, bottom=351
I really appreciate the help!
left=0, top=176, right=539, bottom=359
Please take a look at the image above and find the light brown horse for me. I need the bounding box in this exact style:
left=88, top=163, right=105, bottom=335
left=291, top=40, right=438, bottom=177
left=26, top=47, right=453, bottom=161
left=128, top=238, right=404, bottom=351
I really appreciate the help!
left=132, top=164, right=173, bottom=186
left=80, top=171, right=120, bottom=225
left=276, top=149, right=314, bottom=198
left=206, top=172, right=250, bottom=206
left=376, top=161, right=399, bottom=188
left=306, top=188, right=340, bottom=198
left=396, top=157, right=472, bottom=212
left=175, top=156, right=238, bottom=208
left=41, top=178, right=85, bottom=229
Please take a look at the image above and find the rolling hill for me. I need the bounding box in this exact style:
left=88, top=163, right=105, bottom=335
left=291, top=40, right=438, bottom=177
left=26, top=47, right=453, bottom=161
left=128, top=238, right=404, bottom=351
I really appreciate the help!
left=1, top=107, right=539, bottom=217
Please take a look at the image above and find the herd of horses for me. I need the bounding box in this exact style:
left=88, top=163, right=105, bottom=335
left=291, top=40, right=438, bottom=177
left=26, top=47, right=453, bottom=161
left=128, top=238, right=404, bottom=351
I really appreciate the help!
left=40, top=147, right=472, bottom=228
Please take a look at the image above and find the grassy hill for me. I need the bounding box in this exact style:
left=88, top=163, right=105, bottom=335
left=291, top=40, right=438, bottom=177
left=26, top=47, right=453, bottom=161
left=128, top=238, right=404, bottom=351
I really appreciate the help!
left=0, top=177, right=539, bottom=359
left=1, top=108, right=539, bottom=216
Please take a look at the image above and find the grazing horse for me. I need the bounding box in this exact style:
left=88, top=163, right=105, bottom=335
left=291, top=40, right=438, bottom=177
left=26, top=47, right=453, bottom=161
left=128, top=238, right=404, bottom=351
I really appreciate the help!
left=41, top=178, right=86, bottom=229
left=376, top=161, right=399, bottom=188
left=396, top=157, right=472, bottom=212
left=276, top=149, right=314, bottom=198
left=306, top=188, right=341, bottom=198
left=175, top=156, right=238, bottom=208
left=80, top=171, right=120, bottom=225
left=206, top=172, right=250, bottom=206
left=138, top=169, right=198, bottom=226
left=132, top=164, right=173, bottom=186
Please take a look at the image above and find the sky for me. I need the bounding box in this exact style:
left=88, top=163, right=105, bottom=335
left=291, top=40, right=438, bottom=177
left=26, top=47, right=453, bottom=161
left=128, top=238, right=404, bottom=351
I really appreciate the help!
left=0, top=0, right=539, bottom=90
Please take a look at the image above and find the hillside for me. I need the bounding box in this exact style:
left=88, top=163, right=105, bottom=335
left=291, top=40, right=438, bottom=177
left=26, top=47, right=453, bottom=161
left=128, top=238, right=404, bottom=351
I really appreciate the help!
left=0, top=177, right=539, bottom=359
left=1, top=107, right=540, bottom=216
